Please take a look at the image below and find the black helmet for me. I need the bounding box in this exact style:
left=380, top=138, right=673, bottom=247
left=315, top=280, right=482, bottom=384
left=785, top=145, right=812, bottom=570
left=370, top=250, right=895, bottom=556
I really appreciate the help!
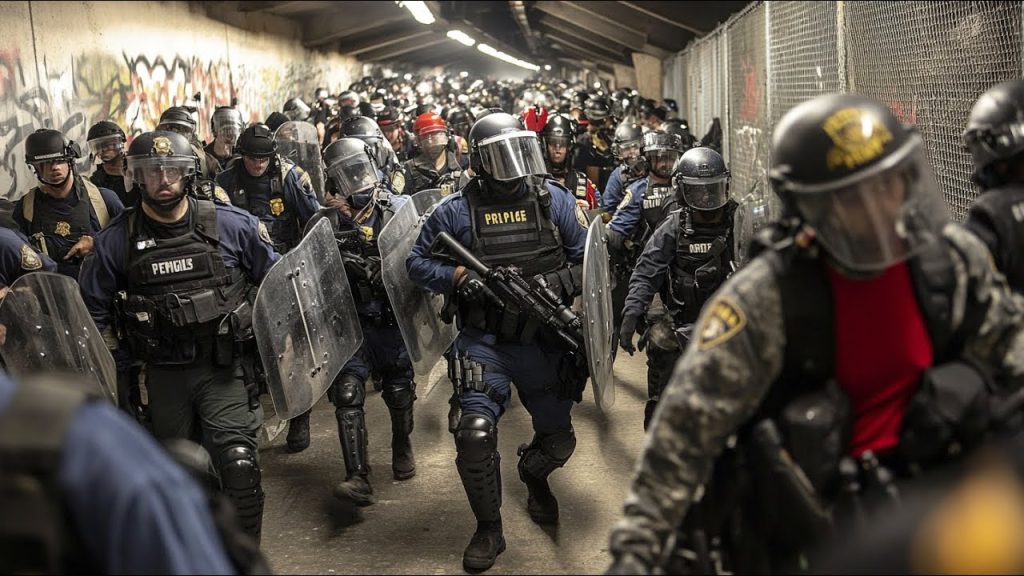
left=210, top=107, right=244, bottom=143
left=24, top=129, right=79, bottom=165
left=338, top=105, right=361, bottom=123
left=282, top=97, right=311, bottom=121
left=963, top=79, right=1024, bottom=187
left=124, top=130, right=197, bottom=210
left=265, top=111, right=289, bottom=132
left=468, top=112, right=546, bottom=182
left=662, top=118, right=695, bottom=149
left=157, top=106, right=197, bottom=138
left=86, top=121, right=125, bottom=142
left=357, top=102, right=377, bottom=120
left=642, top=131, right=684, bottom=179
left=539, top=114, right=577, bottom=175
left=237, top=124, right=278, bottom=158
left=445, top=107, right=475, bottom=137
left=770, top=93, right=948, bottom=274
left=340, top=116, right=390, bottom=169
left=584, top=96, right=610, bottom=122
left=322, top=137, right=379, bottom=198
left=86, top=121, right=127, bottom=161
left=672, top=147, right=729, bottom=211
left=377, top=106, right=402, bottom=129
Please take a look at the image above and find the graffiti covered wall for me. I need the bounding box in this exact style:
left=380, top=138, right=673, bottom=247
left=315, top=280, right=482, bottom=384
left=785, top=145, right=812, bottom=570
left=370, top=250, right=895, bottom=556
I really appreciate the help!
left=0, top=1, right=360, bottom=199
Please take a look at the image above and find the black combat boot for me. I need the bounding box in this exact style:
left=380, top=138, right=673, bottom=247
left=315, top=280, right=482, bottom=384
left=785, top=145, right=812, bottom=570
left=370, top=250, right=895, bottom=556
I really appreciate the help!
left=333, top=407, right=375, bottom=506
left=390, top=405, right=416, bottom=480
left=286, top=410, right=311, bottom=453
left=455, top=414, right=505, bottom=572
left=517, top=429, right=577, bottom=525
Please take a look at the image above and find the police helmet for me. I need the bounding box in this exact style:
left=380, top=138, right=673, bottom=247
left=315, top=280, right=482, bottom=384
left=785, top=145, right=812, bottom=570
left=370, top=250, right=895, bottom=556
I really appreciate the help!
left=322, top=137, right=380, bottom=198
left=265, top=111, right=289, bottom=133
left=539, top=114, right=577, bottom=173
left=662, top=118, right=695, bottom=149
left=86, top=121, right=126, bottom=159
left=963, top=79, right=1024, bottom=187
left=642, top=131, right=684, bottom=179
left=337, top=90, right=360, bottom=108
left=612, top=121, right=643, bottom=159
left=584, top=96, right=610, bottom=122
left=770, top=93, right=948, bottom=274
left=377, top=107, right=403, bottom=130
left=468, top=112, right=546, bottom=182
left=338, top=105, right=361, bottom=123
left=157, top=106, right=197, bottom=139
left=340, top=116, right=390, bottom=169
left=124, top=130, right=197, bottom=209
left=446, top=107, right=475, bottom=137
left=237, top=124, right=278, bottom=158
left=24, top=128, right=80, bottom=165
left=282, top=97, right=311, bottom=121
left=210, top=107, right=244, bottom=144
left=672, top=147, right=730, bottom=211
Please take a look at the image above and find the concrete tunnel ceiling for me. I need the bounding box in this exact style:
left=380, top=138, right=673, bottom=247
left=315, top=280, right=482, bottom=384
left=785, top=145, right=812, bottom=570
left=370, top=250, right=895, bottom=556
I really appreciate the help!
left=226, top=1, right=750, bottom=80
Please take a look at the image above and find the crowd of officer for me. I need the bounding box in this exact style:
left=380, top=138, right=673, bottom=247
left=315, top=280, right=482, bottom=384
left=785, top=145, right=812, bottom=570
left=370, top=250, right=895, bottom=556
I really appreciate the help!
left=3, top=66, right=1024, bottom=576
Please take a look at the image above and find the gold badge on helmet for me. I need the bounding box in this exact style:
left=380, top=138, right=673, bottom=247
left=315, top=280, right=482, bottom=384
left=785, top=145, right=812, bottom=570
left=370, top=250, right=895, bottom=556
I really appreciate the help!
left=823, top=107, right=894, bottom=171
left=152, top=136, right=173, bottom=157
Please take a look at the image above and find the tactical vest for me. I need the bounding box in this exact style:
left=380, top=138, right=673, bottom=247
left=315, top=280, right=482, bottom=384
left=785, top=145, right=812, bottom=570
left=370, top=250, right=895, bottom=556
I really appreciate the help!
left=228, top=157, right=299, bottom=253
left=641, top=181, right=676, bottom=232
left=666, top=204, right=736, bottom=324
left=320, top=199, right=393, bottom=310
left=406, top=154, right=461, bottom=195
left=22, top=178, right=109, bottom=259
left=0, top=377, right=97, bottom=574
left=969, top=185, right=1024, bottom=291
left=563, top=170, right=589, bottom=204
left=121, top=198, right=248, bottom=364
left=459, top=177, right=567, bottom=343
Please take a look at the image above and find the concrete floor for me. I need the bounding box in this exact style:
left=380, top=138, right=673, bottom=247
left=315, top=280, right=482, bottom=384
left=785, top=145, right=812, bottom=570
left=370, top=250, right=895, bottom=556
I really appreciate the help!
left=258, top=349, right=651, bottom=575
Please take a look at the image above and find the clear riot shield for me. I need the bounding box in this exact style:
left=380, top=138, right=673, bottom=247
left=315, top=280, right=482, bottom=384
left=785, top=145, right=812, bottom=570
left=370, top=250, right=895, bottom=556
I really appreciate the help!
left=582, top=216, right=615, bottom=410
left=275, top=120, right=326, bottom=202
left=0, top=272, right=116, bottom=402
left=378, top=189, right=456, bottom=376
left=253, top=218, right=362, bottom=420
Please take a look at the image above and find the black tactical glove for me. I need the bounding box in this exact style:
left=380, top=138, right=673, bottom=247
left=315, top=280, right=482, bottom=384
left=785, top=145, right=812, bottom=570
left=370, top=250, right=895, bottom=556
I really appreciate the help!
left=607, top=228, right=627, bottom=255
left=457, top=270, right=495, bottom=305
left=619, top=314, right=640, bottom=355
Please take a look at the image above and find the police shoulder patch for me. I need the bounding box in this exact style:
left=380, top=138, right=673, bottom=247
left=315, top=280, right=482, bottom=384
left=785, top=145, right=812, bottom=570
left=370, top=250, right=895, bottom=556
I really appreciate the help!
left=20, top=244, right=42, bottom=271
left=214, top=186, right=232, bottom=205
left=697, top=296, right=747, bottom=350
left=617, top=190, right=633, bottom=211
left=257, top=222, right=273, bottom=246
left=391, top=169, right=406, bottom=194
left=575, top=205, right=590, bottom=229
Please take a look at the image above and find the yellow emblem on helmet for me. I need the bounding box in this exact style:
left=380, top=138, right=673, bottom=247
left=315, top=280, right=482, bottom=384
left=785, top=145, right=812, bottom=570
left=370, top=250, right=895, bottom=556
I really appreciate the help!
left=822, top=107, right=894, bottom=171
left=152, top=136, right=173, bottom=156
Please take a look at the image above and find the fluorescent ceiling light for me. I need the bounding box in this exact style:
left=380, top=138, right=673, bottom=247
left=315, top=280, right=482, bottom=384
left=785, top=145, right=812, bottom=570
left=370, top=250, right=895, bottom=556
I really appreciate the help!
left=397, top=1, right=435, bottom=25
left=543, top=64, right=552, bottom=71
left=447, top=30, right=476, bottom=46
left=477, top=43, right=540, bottom=72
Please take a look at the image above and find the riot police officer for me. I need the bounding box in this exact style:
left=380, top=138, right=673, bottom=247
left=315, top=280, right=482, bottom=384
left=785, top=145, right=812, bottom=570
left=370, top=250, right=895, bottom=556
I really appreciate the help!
left=282, top=97, right=311, bottom=122
left=540, top=113, right=597, bottom=209
left=86, top=120, right=131, bottom=205
left=378, top=106, right=416, bottom=163
left=79, top=130, right=280, bottom=542
left=402, top=112, right=464, bottom=195
left=206, top=106, right=244, bottom=167
left=407, top=112, right=588, bottom=572
left=574, top=96, right=617, bottom=190
left=618, top=147, right=737, bottom=429
left=157, top=106, right=221, bottom=180
left=340, top=115, right=405, bottom=194
left=601, top=121, right=646, bottom=214
left=300, top=137, right=417, bottom=505
left=608, top=94, right=1024, bottom=574
left=216, top=123, right=320, bottom=256
left=446, top=106, right=475, bottom=157
left=963, top=79, right=1024, bottom=292
left=14, top=129, right=124, bottom=279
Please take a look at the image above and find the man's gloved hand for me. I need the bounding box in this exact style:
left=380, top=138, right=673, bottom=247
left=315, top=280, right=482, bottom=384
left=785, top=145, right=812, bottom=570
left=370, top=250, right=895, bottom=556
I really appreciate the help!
left=607, top=228, right=626, bottom=255
left=457, top=270, right=494, bottom=305
left=619, top=314, right=640, bottom=355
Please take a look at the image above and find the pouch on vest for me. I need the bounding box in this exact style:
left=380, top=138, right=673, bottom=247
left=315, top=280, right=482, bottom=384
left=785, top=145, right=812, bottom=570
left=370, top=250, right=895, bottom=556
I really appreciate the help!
left=165, top=289, right=221, bottom=327
left=899, top=361, right=990, bottom=465
left=779, top=379, right=852, bottom=496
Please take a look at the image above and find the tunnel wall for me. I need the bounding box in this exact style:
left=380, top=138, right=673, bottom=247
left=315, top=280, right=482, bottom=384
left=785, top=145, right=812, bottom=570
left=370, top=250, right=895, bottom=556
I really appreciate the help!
left=0, top=0, right=360, bottom=199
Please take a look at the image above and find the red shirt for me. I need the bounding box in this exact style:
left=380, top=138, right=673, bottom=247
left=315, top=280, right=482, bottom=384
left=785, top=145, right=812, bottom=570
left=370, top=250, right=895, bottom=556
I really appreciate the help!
left=827, top=262, right=933, bottom=456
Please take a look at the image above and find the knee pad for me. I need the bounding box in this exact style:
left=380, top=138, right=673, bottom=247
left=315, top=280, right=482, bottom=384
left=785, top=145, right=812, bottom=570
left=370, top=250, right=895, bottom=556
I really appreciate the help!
left=382, top=382, right=416, bottom=411
left=520, top=428, right=576, bottom=478
left=219, top=446, right=262, bottom=491
left=331, top=374, right=365, bottom=408
left=540, top=429, right=577, bottom=464
left=454, top=414, right=497, bottom=464
left=646, top=319, right=680, bottom=354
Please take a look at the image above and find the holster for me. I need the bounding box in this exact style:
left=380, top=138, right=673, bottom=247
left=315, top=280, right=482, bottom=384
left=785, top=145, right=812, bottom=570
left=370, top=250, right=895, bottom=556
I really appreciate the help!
left=899, top=361, right=991, bottom=466
left=555, top=350, right=588, bottom=403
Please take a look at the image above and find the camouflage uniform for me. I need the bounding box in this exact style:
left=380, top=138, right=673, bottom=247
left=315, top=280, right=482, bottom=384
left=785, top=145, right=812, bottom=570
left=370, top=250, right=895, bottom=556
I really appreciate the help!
left=607, top=224, right=1024, bottom=572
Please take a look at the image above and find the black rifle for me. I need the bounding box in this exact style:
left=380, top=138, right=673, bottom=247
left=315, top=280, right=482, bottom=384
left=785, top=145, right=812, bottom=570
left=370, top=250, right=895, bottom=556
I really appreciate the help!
left=432, top=231, right=584, bottom=353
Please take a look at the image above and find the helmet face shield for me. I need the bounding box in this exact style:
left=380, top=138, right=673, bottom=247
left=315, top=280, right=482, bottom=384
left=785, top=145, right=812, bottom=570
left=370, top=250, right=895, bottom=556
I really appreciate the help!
left=477, top=131, right=547, bottom=181
left=647, top=149, right=681, bottom=178
left=613, top=140, right=641, bottom=162
left=680, top=179, right=729, bottom=211
left=125, top=156, right=196, bottom=196
left=158, top=121, right=194, bottom=140
left=792, top=137, right=948, bottom=274
left=88, top=134, right=125, bottom=160
left=215, top=123, right=242, bottom=144
left=326, top=153, right=379, bottom=198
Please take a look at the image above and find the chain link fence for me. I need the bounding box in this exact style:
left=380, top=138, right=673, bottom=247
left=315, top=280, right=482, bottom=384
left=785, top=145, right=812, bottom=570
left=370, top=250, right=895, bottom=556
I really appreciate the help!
left=664, top=0, right=1024, bottom=222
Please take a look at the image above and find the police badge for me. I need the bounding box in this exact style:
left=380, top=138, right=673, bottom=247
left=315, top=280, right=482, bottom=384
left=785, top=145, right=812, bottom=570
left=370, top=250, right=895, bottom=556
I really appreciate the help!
left=54, top=221, right=71, bottom=237
left=270, top=197, right=285, bottom=216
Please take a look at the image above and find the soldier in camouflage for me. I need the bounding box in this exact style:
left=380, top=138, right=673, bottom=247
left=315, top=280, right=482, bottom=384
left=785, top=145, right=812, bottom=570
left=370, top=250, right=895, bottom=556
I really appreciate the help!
left=608, top=94, right=1024, bottom=574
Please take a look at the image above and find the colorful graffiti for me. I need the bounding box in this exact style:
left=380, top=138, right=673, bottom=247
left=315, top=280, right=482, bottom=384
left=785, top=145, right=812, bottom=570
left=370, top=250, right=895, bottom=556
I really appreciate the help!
left=0, top=47, right=348, bottom=199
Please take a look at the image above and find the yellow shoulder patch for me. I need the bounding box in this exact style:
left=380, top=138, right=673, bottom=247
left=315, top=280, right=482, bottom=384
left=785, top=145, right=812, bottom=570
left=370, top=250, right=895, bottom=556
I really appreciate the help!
left=697, top=296, right=747, bottom=350
left=214, top=186, right=231, bottom=204
left=257, top=222, right=274, bottom=247
left=20, top=244, right=42, bottom=271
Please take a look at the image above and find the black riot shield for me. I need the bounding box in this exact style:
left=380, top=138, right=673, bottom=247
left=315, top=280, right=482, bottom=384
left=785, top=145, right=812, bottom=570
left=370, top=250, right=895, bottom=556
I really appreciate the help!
left=253, top=218, right=362, bottom=420
left=275, top=120, right=326, bottom=202
left=0, top=272, right=117, bottom=402
left=378, top=189, right=456, bottom=375
left=582, top=216, right=615, bottom=410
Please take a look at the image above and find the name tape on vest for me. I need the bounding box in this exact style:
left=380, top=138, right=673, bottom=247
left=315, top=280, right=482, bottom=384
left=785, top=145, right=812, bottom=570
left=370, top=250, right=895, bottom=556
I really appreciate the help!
left=152, top=257, right=195, bottom=276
